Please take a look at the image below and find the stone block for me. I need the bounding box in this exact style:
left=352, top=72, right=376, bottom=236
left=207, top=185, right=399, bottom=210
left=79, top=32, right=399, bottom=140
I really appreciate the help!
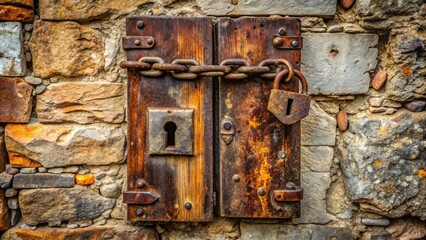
left=19, top=188, right=115, bottom=225
left=301, top=33, right=378, bottom=95
left=0, top=22, right=26, bottom=76
left=357, top=0, right=423, bottom=20
left=0, top=0, right=33, bottom=7
left=0, top=78, right=33, bottom=123
left=0, top=5, right=33, bottom=22
left=198, top=0, right=337, bottom=16
left=13, top=173, right=75, bottom=189
left=0, top=172, right=13, bottom=189
left=5, top=123, right=125, bottom=168
left=301, top=172, right=331, bottom=201
left=301, top=146, right=333, bottom=172
left=29, top=21, right=104, bottom=78
left=311, top=226, right=353, bottom=240
left=8, top=153, right=42, bottom=168
left=294, top=199, right=331, bottom=224
left=37, top=82, right=125, bottom=124
left=2, top=225, right=159, bottom=240
left=339, top=110, right=426, bottom=219
left=301, top=100, right=336, bottom=146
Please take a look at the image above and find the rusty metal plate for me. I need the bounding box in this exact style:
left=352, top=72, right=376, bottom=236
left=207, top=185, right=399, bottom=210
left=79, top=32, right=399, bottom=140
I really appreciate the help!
left=217, top=17, right=302, bottom=218
left=124, top=17, right=213, bottom=222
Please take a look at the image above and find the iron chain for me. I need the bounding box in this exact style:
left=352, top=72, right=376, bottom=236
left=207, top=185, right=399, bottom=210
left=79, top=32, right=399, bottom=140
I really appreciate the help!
left=120, top=57, right=295, bottom=81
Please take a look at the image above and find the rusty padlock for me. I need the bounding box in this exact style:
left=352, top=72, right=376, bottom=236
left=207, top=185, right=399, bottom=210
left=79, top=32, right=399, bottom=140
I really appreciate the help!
left=268, top=69, right=311, bottom=125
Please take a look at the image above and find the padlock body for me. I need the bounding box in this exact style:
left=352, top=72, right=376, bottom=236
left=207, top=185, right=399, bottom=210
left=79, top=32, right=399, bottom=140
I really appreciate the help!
left=268, top=89, right=311, bottom=125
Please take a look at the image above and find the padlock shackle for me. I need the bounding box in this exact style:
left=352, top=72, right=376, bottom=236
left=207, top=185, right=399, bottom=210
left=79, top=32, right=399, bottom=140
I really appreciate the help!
left=272, top=69, right=309, bottom=94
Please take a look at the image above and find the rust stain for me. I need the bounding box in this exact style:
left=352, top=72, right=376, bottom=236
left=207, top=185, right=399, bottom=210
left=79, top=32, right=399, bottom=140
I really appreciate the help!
left=378, top=126, right=387, bottom=136
left=250, top=140, right=272, bottom=215
left=248, top=116, right=261, bottom=129
left=418, top=169, right=426, bottom=178
left=9, top=152, right=42, bottom=168
left=373, top=160, right=385, bottom=168
left=401, top=65, right=413, bottom=77
left=6, top=125, right=42, bottom=141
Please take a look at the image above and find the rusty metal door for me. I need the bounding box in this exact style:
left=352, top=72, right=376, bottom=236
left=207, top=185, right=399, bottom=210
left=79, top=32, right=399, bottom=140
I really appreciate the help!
left=123, top=17, right=213, bottom=222
left=216, top=17, right=303, bottom=218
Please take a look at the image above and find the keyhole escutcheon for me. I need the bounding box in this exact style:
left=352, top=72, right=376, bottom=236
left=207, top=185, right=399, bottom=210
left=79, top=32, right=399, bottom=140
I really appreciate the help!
left=164, top=121, right=177, bottom=150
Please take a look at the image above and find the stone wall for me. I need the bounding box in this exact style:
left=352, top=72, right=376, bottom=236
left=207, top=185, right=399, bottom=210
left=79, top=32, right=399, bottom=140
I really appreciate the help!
left=0, top=0, right=424, bottom=239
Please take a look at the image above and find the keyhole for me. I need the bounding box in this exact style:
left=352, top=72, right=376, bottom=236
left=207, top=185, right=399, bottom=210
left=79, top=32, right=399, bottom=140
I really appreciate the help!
left=164, top=121, right=177, bottom=150
left=286, top=99, right=293, bottom=115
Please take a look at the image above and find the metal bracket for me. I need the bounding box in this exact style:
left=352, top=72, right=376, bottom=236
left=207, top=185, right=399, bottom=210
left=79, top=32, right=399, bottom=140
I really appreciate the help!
left=220, top=118, right=235, bottom=145
left=273, top=187, right=303, bottom=202
left=122, top=36, right=155, bottom=50
left=123, top=191, right=160, bottom=205
left=272, top=36, right=303, bottom=49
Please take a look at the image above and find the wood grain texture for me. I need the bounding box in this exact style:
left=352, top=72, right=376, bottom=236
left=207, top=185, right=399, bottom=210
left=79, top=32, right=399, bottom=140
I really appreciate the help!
left=125, top=17, right=213, bottom=222
left=217, top=17, right=301, bottom=218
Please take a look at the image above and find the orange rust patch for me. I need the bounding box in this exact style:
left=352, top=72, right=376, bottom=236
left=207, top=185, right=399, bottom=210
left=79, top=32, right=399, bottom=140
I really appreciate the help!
left=9, top=152, right=42, bottom=168
left=75, top=174, right=95, bottom=185
left=6, top=124, right=43, bottom=141
left=418, top=169, right=426, bottom=178
left=248, top=116, right=261, bottom=129
left=378, top=126, right=387, bottom=136
left=373, top=160, right=385, bottom=168
left=401, top=66, right=413, bottom=77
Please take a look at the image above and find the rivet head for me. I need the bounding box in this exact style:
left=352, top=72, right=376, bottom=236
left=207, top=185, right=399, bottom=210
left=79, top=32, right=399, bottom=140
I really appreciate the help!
left=278, top=28, right=286, bottom=35
left=136, top=179, right=145, bottom=188
left=223, top=121, right=232, bottom=130
left=279, top=151, right=286, bottom=159
left=291, top=40, right=299, bottom=47
left=137, top=20, right=144, bottom=29
left=276, top=193, right=282, bottom=198
left=258, top=188, right=266, bottom=196
left=273, top=37, right=283, bottom=47
left=135, top=208, right=144, bottom=216
left=286, top=182, right=296, bottom=190
left=185, top=202, right=192, bottom=210
left=147, top=39, right=153, bottom=45
left=232, top=174, right=240, bottom=182
left=134, top=39, right=141, bottom=46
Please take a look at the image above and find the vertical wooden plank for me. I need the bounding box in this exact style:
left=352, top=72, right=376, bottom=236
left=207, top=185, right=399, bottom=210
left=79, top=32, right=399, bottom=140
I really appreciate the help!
left=125, top=17, right=213, bottom=222
left=217, top=17, right=302, bottom=218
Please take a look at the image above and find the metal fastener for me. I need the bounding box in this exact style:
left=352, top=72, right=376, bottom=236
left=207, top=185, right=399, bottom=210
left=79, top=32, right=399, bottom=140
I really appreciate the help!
left=278, top=28, right=286, bottom=35
left=134, top=39, right=141, bottom=46
left=223, top=121, right=232, bottom=130
left=135, top=208, right=144, bottom=216
left=258, top=188, right=266, bottom=196
left=273, top=37, right=283, bottom=46
left=276, top=193, right=282, bottom=198
left=291, top=40, right=299, bottom=47
left=185, top=202, right=192, bottom=210
left=279, top=151, right=286, bottom=159
left=136, top=179, right=145, bottom=188
left=232, top=174, right=240, bottom=182
left=137, top=20, right=144, bottom=29
left=147, top=39, right=154, bottom=45
left=286, top=182, right=296, bottom=190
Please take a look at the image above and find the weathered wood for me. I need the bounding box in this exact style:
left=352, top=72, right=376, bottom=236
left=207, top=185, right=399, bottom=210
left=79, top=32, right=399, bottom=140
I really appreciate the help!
left=217, top=17, right=302, bottom=218
left=125, top=17, right=213, bottom=222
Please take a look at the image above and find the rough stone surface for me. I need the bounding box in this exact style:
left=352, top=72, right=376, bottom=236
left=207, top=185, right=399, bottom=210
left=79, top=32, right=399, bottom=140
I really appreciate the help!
left=9, top=209, right=19, bottom=227
left=37, top=82, right=125, bottom=124
left=19, top=168, right=36, bottom=174
left=19, top=188, right=115, bottom=225
left=7, top=198, right=18, bottom=209
left=357, top=0, right=423, bottom=20
left=8, top=153, right=42, bottom=168
left=5, top=123, right=125, bottom=168
left=100, top=183, right=121, bottom=198
left=0, top=126, right=6, bottom=172
left=13, top=173, right=75, bottom=189
left=386, top=218, right=426, bottom=240
left=5, top=189, right=17, bottom=198
left=301, top=146, right=333, bottom=172
left=0, top=172, right=13, bottom=189
left=301, top=33, right=378, bottom=95
left=0, top=78, right=33, bottom=123
left=0, top=5, right=33, bottom=22
left=2, top=225, right=159, bottom=240
left=0, top=190, right=10, bottom=231
left=198, top=0, right=337, bottom=16
left=0, top=22, right=26, bottom=76
left=302, top=100, right=336, bottom=146
left=30, top=21, right=104, bottom=78
left=0, top=0, right=33, bottom=7
left=339, top=110, right=426, bottom=219
left=240, top=223, right=352, bottom=240
left=405, top=100, right=426, bottom=112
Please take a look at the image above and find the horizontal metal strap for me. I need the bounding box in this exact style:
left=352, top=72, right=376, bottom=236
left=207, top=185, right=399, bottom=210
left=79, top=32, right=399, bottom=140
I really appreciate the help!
left=123, top=191, right=159, bottom=205
left=122, top=36, right=155, bottom=50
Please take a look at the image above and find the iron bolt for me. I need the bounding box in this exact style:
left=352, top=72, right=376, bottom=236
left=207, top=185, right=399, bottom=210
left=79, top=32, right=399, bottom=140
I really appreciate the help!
left=185, top=202, right=193, bottom=210
left=223, top=121, right=232, bottom=130
left=136, top=179, right=145, bottom=188
left=137, top=20, right=144, bottom=29
left=276, top=193, right=282, bottom=198
left=258, top=188, right=266, bottom=196
left=291, top=40, right=299, bottom=47
left=232, top=174, right=240, bottom=182
left=273, top=37, right=283, bottom=47
left=135, top=208, right=144, bottom=216
left=286, top=182, right=296, bottom=190
left=278, top=28, right=286, bottom=35
left=147, top=39, right=154, bottom=45
left=134, top=39, right=141, bottom=46
left=279, top=151, right=286, bottom=159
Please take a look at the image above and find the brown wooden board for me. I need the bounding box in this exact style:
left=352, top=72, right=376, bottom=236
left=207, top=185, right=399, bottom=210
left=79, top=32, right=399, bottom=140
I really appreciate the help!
left=216, top=17, right=302, bottom=218
left=125, top=17, right=213, bottom=222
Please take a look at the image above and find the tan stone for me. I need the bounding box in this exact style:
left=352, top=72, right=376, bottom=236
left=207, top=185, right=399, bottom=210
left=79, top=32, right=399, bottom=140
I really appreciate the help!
left=8, top=152, right=42, bottom=168
left=0, top=5, right=33, bottom=22
left=37, top=82, right=125, bottom=124
left=0, top=190, right=9, bottom=231
left=5, top=123, right=125, bottom=168
left=0, top=78, right=33, bottom=123
left=29, top=21, right=104, bottom=78
left=0, top=0, right=33, bottom=7
left=2, top=225, right=159, bottom=240
left=39, top=0, right=152, bottom=21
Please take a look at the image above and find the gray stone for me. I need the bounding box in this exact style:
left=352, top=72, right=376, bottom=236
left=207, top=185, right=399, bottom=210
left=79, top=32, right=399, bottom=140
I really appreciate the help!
left=7, top=198, right=18, bottom=209
left=361, top=218, right=391, bottom=227
left=357, top=0, right=423, bottom=20
left=10, top=209, right=20, bottom=227
left=405, top=100, right=426, bottom=112
left=369, top=97, right=384, bottom=107
left=369, top=231, right=391, bottom=240
left=339, top=110, right=426, bottom=219
left=100, top=183, right=122, bottom=199
left=63, top=166, right=79, bottom=173
left=301, top=146, right=333, bottom=172
left=95, top=172, right=106, bottom=180
left=24, top=76, right=42, bottom=85
left=33, top=85, right=46, bottom=95
left=66, top=223, right=78, bottom=229
left=343, top=24, right=366, bottom=33
left=0, top=126, right=6, bottom=172
left=37, top=167, right=47, bottom=173
left=382, top=99, right=402, bottom=108
left=20, top=168, right=36, bottom=174
left=6, top=167, right=19, bottom=175
left=198, top=0, right=337, bottom=16
left=294, top=199, right=331, bottom=224
left=301, top=100, right=336, bottom=146
left=0, top=22, right=26, bottom=76
left=311, top=226, right=353, bottom=240
left=13, top=173, right=75, bottom=189
left=301, top=33, right=378, bottom=95
left=47, top=168, right=64, bottom=174
left=0, top=172, right=13, bottom=189
left=19, top=188, right=115, bottom=225
left=5, top=189, right=18, bottom=198
left=5, top=123, right=125, bottom=168
left=328, top=25, right=344, bottom=33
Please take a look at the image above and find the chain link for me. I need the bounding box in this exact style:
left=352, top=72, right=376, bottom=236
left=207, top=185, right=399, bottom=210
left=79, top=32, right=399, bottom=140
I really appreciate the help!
left=121, top=57, right=295, bottom=81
